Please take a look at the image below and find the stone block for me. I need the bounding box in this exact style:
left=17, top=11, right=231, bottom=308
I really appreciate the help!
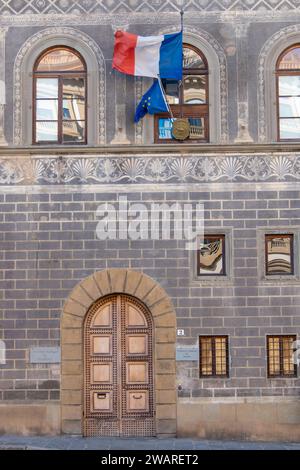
left=93, top=270, right=111, bottom=296
left=108, top=269, right=126, bottom=293
left=80, top=276, right=101, bottom=302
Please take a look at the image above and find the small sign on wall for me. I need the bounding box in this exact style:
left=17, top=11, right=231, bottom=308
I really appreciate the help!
left=176, top=345, right=199, bottom=361
left=30, top=347, right=61, bottom=364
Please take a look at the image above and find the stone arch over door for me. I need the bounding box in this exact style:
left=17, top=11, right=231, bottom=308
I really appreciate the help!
left=61, top=269, right=177, bottom=438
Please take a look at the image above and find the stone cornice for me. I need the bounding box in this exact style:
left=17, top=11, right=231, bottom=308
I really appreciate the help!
left=0, top=143, right=300, bottom=157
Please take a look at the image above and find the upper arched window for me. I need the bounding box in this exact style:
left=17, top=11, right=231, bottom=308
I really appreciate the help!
left=33, top=46, right=87, bottom=144
left=276, top=45, right=300, bottom=141
left=155, top=44, right=209, bottom=143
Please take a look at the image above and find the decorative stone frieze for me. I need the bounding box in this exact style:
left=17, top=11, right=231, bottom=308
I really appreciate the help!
left=1, top=152, right=300, bottom=185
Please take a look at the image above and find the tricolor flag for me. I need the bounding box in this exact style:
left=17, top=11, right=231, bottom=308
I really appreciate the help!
left=112, top=30, right=182, bottom=80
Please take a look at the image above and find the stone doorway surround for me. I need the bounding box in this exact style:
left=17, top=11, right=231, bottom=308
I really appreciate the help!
left=61, top=269, right=177, bottom=438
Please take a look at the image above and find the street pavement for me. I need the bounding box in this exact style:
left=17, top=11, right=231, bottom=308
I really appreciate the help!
left=0, top=435, right=299, bottom=450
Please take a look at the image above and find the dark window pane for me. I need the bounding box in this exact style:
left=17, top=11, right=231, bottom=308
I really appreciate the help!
left=183, top=75, right=206, bottom=104
left=198, top=236, right=225, bottom=276
left=268, top=337, right=281, bottom=376
left=200, top=338, right=213, bottom=376
left=63, top=78, right=85, bottom=100
left=36, top=121, right=58, bottom=142
left=279, top=118, right=300, bottom=139
left=278, top=47, right=300, bottom=70
left=36, top=99, right=58, bottom=120
left=282, top=337, right=294, bottom=375
left=200, top=336, right=228, bottom=377
left=36, top=78, right=58, bottom=99
left=268, top=336, right=296, bottom=377
left=215, top=337, right=227, bottom=376
left=36, top=48, right=85, bottom=72
left=62, top=120, right=85, bottom=142
left=183, top=47, right=206, bottom=69
left=162, top=79, right=179, bottom=105
left=266, top=235, right=293, bottom=275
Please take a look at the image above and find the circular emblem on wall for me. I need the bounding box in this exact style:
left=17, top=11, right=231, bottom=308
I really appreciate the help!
left=171, top=118, right=190, bottom=141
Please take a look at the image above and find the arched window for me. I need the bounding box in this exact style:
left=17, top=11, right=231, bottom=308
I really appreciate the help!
left=155, top=44, right=209, bottom=143
left=276, top=45, right=300, bottom=141
left=33, top=46, right=87, bottom=144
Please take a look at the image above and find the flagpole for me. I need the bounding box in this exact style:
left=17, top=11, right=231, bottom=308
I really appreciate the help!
left=156, top=8, right=183, bottom=122
left=180, top=7, right=184, bottom=32
left=179, top=7, right=184, bottom=120
left=157, top=75, right=174, bottom=120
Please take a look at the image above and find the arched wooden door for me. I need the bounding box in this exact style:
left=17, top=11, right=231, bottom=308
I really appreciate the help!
left=83, top=294, right=155, bottom=437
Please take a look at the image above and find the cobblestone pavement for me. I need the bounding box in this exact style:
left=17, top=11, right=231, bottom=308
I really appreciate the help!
left=0, top=435, right=299, bottom=450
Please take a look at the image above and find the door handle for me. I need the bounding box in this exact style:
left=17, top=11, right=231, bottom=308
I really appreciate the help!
left=132, top=394, right=143, bottom=399
left=97, top=393, right=107, bottom=399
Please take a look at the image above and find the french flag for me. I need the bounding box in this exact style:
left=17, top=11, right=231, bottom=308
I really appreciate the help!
left=112, top=30, right=182, bottom=80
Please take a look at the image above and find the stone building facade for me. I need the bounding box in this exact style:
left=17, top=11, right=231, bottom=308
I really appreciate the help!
left=0, top=0, right=299, bottom=441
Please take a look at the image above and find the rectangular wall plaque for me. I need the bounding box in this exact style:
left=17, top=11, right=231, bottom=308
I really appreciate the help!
left=176, top=346, right=199, bottom=361
left=30, top=347, right=61, bottom=364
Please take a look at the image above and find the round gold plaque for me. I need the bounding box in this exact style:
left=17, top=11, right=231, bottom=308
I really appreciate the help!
left=171, top=118, right=190, bottom=141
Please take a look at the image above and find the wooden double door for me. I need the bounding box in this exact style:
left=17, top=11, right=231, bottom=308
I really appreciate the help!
left=84, top=294, right=155, bottom=437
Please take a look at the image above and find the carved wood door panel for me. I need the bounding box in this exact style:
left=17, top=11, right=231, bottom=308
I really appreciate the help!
left=84, top=294, right=155, bottom=437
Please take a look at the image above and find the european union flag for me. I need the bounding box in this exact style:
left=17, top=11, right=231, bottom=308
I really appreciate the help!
left=134, top=79, right=169, bottom=123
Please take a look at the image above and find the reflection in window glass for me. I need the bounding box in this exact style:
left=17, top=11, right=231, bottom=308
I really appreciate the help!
left=189, top=118, right=205, bottom=139
left=63, top=99, right=85, bottom=120
left=158, top=118, right=205, bottom=140
left=183, top=75, right=206, bottom=104
left=63, top=78, right=85, bottom=100
left=158, top=118, right=173, bottom=139
left=34, top=47, right=86, bottom=144
left=36, top=48, right=85, bottom=72
left=62, top=120, right=85, bottom=142
left=267, top=336, right=296, bottom=377
left=277, top=47, right=300, bottom=140
left=36, top=100, right=58, bottom=120
left=278, top=76, right=300, bottom=96
left=156, top=45, right=208, bottom=142
left=279, top=118, right=300, bottom=139
left=183, top=47, right=206, bottom=69
left=36, top=78, right=58, bottom=99
left=265, top=234, right=293, bottom=275
left=36, top=121, right=58, bottom=142
left=279, top=97, right=300, bottom=118
left=197, top=235, right=225, bottom=276
left=278, top=47, right=300, bottom=70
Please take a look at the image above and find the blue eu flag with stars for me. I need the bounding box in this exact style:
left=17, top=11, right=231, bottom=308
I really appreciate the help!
left=134, top=79, right=168, bottom=123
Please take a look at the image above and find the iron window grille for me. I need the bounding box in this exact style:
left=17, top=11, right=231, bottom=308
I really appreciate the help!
left=199, top=336, right=229, bottom=378
left=267, top=335, right=297, bottom=378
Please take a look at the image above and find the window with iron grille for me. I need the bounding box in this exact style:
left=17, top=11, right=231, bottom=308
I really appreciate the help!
left=267, top=335, right=297, bottom=378
left=197, top=234, right=226, bottom=276
left=199, top=336, right=229, bottom=378
left=265, top=234, right=294, bottom=276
